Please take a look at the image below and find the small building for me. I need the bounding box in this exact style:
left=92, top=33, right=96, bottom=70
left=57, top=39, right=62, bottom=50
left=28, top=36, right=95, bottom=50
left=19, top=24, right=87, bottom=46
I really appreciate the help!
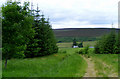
left=72, top=45, right=79, bottom=48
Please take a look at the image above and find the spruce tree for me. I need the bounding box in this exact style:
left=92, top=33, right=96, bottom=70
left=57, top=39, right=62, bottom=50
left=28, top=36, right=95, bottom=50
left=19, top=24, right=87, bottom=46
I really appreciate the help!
left=25, top=6, right=58, bottom=57
left=37, top=14, right=58, bottom=56
left=102, top=29, right=116, bottom=54
left=25, top=5, right=41, bottom=58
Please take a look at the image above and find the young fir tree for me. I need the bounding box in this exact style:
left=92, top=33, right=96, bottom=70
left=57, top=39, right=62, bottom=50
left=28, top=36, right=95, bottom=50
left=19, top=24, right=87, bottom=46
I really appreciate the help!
left=25, top=4, right=41, bottom=58
left=94, top=29, right=116, bottom=54
left=102, top=29, right=116, bottom=54
left=2, top=1, right=35, bottom=68
left=37, top=14, right=58, bottom=56
left=25, top=5, right=58, bottom=57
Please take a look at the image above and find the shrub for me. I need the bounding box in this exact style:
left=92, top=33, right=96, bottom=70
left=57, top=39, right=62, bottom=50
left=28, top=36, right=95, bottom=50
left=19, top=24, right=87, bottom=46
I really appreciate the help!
left=94, top=29, right=118, bottom=54
left=77, top=46, right=89, bottom=54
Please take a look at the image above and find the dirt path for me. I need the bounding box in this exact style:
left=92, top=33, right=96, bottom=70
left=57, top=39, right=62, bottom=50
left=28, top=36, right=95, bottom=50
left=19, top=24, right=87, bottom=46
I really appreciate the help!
left=81, top=55, right=97, bottom=77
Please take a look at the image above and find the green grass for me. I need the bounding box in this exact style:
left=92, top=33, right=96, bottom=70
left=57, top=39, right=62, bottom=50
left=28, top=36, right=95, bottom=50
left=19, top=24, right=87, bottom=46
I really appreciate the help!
left=57, top=42, right=73, bottom=48
left=59, top=48, right=81, bottom=55
left=91, top=54, right=118, bottom=77
left=83, top=48, right=118, bottom=77
left=2, top=47, right=118, bottom=77
left=2, top=48, right=87, bottom=77
left=83, top=41, right=96, bottom=47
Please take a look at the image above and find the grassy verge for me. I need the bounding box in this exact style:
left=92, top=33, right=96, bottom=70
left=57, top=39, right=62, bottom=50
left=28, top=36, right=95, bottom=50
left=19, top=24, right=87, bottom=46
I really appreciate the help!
left=91, top=54, right=118, bottom=77
left=2, top=48, right=87, bottom=77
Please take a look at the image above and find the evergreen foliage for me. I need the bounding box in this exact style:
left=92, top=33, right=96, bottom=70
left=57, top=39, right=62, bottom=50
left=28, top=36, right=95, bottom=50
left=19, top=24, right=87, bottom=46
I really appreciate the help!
left=25, top=5, right=41, bottom=58
left=36, top=15, right=58, bottom=56
left=25, top=5, right=58, bottom=57
left=114, top=30, right=120, bottom=54
left=94, top=29, right=120, bottom=54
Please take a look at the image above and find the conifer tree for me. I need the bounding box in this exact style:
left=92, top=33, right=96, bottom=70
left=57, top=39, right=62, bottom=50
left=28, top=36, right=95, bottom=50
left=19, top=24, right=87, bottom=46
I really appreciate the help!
left=37, top=14, right=58, bottom=56
left=25, top=5, right=58, bottom=57
left=101, top=30, right=116, bottom=54
left=25, top=4, right=41, bottom=57
left=94, top=29, right=117, bottom=54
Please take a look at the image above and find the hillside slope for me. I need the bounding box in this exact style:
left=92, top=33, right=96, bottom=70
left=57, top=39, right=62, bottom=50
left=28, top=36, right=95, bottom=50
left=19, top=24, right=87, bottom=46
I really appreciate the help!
left=53, top=28, right=119, bottom=37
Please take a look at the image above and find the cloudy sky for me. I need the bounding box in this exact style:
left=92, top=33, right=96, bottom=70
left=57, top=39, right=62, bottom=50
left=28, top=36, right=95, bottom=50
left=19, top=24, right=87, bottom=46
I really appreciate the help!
left=1, top=0, right=120, bottom=29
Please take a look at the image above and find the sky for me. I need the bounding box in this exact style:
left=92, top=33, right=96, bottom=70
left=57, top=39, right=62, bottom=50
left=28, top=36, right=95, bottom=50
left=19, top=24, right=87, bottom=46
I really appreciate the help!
left=0, top=0, right=120, bottom=29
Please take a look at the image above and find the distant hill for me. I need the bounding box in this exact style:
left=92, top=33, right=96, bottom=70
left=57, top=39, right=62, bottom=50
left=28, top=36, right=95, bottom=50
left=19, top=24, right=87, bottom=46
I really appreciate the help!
left=53, top=28, right=120, bottom=37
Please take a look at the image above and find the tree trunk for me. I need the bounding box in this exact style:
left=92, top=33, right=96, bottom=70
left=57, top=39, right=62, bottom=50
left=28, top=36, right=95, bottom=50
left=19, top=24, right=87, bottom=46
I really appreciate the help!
left=5, top=57, right=8, bottom=69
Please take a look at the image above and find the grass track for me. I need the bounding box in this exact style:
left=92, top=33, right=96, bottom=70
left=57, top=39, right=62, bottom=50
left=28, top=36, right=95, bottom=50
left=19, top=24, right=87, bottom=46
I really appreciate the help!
left=91, top=54, right=118, bottom=77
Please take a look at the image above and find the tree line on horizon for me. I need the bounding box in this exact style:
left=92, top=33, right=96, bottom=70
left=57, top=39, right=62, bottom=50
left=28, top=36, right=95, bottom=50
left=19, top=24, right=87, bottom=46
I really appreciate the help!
left=2, top=1, right=58, bottom=68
